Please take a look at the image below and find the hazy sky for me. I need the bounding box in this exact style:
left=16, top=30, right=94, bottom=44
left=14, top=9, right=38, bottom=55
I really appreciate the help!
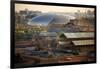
left=15, top=4, right=94, bottom=13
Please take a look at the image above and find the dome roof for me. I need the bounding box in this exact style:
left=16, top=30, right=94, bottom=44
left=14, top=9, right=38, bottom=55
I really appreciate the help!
left=28, top=13, right=75, bottom=26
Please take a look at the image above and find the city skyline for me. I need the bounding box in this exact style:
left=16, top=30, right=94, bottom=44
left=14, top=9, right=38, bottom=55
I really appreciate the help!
left=15, top=4, right=94, bottom=13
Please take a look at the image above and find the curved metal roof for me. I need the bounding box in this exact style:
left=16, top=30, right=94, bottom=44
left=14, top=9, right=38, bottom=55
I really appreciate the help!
left=29, top=14, right=54, bottom=26
left=28, top=13, right=76, bottom=26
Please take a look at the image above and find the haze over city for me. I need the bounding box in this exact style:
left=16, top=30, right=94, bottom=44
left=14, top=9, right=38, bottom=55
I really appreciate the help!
left=15, top=4, right=94, bottom=13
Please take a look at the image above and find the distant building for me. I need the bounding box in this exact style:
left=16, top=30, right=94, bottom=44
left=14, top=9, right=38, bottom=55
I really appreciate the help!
left=75, top=10, right=94, bottom=19
left=15, top=9, right=41, bottom=24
